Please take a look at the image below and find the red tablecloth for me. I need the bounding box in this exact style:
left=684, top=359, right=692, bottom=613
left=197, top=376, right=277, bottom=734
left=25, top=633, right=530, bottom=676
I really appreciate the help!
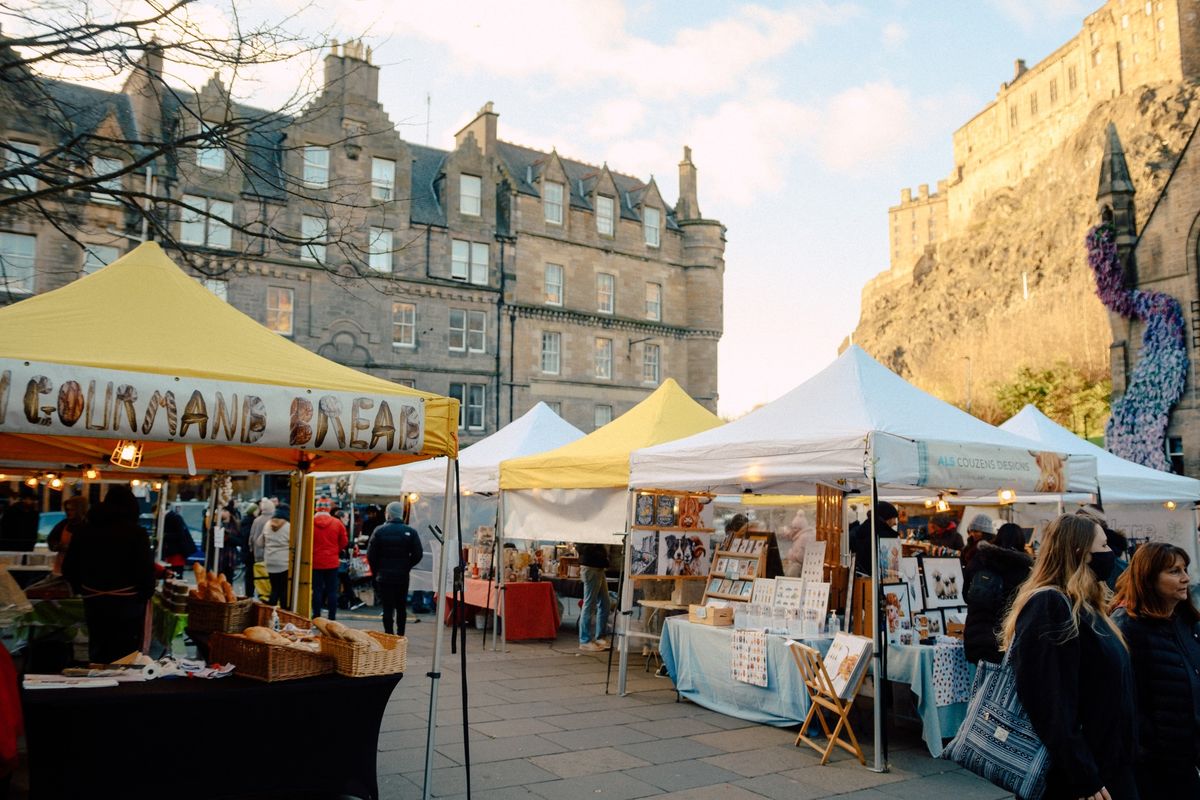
left=444, top=578, right=561, bottom=640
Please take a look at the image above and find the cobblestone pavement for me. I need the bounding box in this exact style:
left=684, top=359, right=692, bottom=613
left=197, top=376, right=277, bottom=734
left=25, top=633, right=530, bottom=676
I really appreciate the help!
left=340, top=609, right=1014, bottom=800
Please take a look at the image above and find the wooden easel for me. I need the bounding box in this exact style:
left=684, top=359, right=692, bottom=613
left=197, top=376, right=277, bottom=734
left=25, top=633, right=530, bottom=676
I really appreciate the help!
left=788, top=641, right=867, bottom=766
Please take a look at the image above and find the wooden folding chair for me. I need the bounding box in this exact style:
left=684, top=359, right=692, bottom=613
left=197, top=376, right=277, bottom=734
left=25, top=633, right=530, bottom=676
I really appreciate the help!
left=788, top=641, right=867, bottom=766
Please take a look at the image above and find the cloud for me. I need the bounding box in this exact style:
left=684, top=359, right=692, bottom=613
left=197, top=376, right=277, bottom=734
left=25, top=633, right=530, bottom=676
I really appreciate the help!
left=816, top=81, right=916, bottom=172
left=988, top=0, right=1090, bottom=30
left=882, top=22, right=908, bottom=47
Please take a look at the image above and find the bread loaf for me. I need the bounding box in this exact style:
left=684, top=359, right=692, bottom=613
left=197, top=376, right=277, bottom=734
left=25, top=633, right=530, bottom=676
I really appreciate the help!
left=244, top=626, right=287, bottom=645
left=340, top=627, right=383, bottom=651
left=220, top=577, right=236, bottom=603
left=312, top=617, right=334, bottom=637
left=323, top=621, right=349, bottom=640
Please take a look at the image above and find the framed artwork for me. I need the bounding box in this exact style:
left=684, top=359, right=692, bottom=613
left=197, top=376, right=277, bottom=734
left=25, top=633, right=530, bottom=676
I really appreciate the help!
left=881, top=584, right=913, bottom=645
left=634, top=493, right=655, bottom=527
left=823, top=632, right=873, bottom=699
left=899, top=557, right=924, bottom=612
left=655, top=494, right=677, bottom=528
left=800, top=549, right=825, bottom=583
left=913, top=610, right=944, bottom=639
left=751, top=578, right=776, bottom=605
left=921, top=557, right=965, bottom=609
left=878, top=538, right=903, bottom=582
left=629, top=530, right=659, bottom=576
left=659, top=533, right=713, bottom=576
left=774, top=576, right=805, bottom=610
left=802, top=582, right=830, bottom=627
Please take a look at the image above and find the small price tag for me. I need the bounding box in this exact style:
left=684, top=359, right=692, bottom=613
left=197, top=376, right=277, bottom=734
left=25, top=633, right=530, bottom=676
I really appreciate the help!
left=213, top=525, right=225, bottom=549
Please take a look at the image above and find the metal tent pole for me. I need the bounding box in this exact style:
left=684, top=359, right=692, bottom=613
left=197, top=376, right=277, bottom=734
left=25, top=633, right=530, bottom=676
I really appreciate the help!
left=869, top=433, right=888, bottom=773
left=492, top=491, right=504, bottom=652
left=153, top=479, right=169, bottom=563
left=616, top=489, right=634, bottom=696
left=422, top=457, right=457, bottom=800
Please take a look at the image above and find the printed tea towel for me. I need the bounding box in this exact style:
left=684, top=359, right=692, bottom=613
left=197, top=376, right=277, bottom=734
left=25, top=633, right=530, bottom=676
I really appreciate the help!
left=931, top=636, right=972, bottom=706
left=730, top=629, right=768, bottom=687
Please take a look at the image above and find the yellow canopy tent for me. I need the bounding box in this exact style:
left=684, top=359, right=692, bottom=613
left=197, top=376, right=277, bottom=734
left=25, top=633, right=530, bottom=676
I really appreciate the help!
left=499, top=378, right=721, bottom=543
left=0, top=242, right=457, bottom=473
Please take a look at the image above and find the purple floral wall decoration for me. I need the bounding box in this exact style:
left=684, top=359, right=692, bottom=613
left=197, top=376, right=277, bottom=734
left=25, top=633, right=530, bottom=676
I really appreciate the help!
left=1086, top=223, right=1188, bottom=471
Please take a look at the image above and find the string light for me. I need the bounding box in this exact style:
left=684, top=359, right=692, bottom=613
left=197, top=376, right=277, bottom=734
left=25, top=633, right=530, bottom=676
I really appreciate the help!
left=84, top=467, right=99, bottom=480
left=1164, top=500, right=1177, bottom=511
left=48, top=477, right=63, bottom=490
left=997, top=489, right=1016, bottom=505
left=24, top=477, right=38, bottom=488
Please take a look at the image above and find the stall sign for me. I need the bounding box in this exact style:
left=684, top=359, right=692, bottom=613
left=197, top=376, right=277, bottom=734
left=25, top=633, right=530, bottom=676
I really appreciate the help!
left=873, top=435, right=1097, bottom=494
left=0, top=358, right=425, bottom=454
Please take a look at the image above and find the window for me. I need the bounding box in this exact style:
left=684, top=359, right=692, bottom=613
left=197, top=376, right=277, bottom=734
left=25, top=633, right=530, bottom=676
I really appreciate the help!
left=368, top=227, right=393, bottom=272
left=1068, top=65, right=1078, bottom=91
left=396, top=378, right=416, bottom=389
left=466, top=385, right=485, bottom=431
left=594, top=405, right=613, bottom=430
left=1094, top=50, right=1103, bottom=66
left=1168, top=436, right=1185, bottom=475
left=642, top=343, right=660, bottom=383
left=1010, top=106, right=1018, bottom=129
left=541, top=331, right=561, bottom=374
left=200, top=278, right=227, bottom=301
left=0, top=232, right=35, bottom=293
left=196, top=122, right=224, bottom=171
left=448, top=383, right=485, bottom=430
left=1049, top=79, right=1058, bottom=104
left=1122, top=13, right=1130, bottom=27
left=594, top=338, right=612, bottom=379
left=645, top=282, right=662, bottom=321
left=544, top=263, right=564, bottom=305
left=301, top=215, right=326, bottom=263
left=597, top=273, right=615, bottom=314
left=82, top=244, right=119, bottom=274
left=91, top=156, right=122, bottom=204
left=1029, top=93, right=1038, bottom=116
left=643, top=207, right=661, bottom=247
left=266, top=287, right=294, bottom=335
left=179, top=195, right=232, bottom=248
left=371, top=157, right=395, bottom=201
left=450, top=239, right=488, bottom=284
left=596, top=195, right=614, bottom=235
left=546, top=401, right=561, bottom=415
left=543, top=180, right=564, bottom=224
left=449, top=309, right=467, bottom=352
left=303, top=146, right=329, bottom=188
left=460, top=174, right=481, bottom=216
left=2, top=141, right=38, bottom=192
left=392, top=302, right=415, bottom=347
left=467, top=310, right=486, bottom=353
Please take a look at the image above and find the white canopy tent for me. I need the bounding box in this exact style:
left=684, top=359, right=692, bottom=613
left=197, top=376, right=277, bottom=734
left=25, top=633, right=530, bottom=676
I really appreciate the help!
left=628, top=346, right=1099, bottom=770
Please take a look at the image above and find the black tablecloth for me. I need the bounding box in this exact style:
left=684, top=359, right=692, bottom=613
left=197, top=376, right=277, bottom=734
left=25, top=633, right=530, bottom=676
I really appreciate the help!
left=21, top=672, right=403, bottom=799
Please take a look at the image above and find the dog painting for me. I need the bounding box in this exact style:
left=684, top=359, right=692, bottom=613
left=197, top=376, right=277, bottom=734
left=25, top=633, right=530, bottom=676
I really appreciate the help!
left=1033, top=451, right=1066, bottom=493
left=658, top=534, right=712, bottom=577
left=921, top=557, right=965, bottom=609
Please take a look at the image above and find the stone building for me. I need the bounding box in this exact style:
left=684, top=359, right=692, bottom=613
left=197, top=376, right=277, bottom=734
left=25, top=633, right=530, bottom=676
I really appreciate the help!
left=0, top=42, right=725, bottom=444
left=870, top=0, right=1200, bottom=301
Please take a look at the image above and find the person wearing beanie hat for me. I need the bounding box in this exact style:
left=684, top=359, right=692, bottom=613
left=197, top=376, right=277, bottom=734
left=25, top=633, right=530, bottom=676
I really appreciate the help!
left=263, top=504, right=291, bottom=607
left=927, top=513, right=965, bottom=552
left=851, top=502, right=901, bottom=576
left=960, top=513, right=996, bottom=568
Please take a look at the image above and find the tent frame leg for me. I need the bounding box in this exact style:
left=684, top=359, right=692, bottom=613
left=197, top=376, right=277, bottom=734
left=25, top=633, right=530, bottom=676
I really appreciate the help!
left=422, top=457, right=457, bottom=800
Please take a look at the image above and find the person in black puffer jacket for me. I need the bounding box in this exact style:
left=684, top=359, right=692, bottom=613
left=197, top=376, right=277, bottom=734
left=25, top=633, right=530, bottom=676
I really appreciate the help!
left=367, top=501, right=424, bottom=636
left=963, top=523, right=1032, bottom=664
left=1112, top=541, right=1200, bottom=796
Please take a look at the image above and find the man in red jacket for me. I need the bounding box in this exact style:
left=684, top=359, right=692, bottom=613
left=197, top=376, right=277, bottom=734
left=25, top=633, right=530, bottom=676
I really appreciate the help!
left=311, top=510, right=348, bottom=619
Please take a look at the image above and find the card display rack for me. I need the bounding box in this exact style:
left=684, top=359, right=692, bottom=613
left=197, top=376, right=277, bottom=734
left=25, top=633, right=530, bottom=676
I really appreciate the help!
left=701, top=536, right=768, bottom=605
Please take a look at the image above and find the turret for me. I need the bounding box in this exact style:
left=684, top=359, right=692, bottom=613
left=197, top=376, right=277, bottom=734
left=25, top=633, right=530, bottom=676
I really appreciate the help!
left=1097, top=122, right=1138, bottom=285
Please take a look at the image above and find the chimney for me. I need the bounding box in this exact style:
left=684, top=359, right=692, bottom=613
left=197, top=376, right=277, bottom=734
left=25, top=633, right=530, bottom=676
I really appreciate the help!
left=455, top=101, right=498, bottom=156
left=901, top=188, right=912, bottom=203
left=1013, top=58, right=1027, bottom=81
left=676, top=146, right=701, bottom=221
left=323, top=39, right=380, bottom=104
left=121, top=40, right=165, bottom=141
left=918, top=184, right=929, bottom=200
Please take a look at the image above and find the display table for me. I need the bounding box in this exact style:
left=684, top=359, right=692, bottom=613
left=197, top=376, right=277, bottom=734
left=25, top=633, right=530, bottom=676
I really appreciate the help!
left=659, top=616, right=832, bottom=726
left=886, top=641, right=971, bottom=756
left=22, top=672, right=402, bottom=799
left=443, top=578, right=561, bottom=641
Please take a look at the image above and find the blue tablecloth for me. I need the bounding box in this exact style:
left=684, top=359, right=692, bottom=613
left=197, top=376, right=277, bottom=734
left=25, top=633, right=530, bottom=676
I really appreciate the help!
left=659, top=617, right=831, bottom=727
left=660, top=617, right=969, bottom=754
left=886, top=643, right=970, bottom=756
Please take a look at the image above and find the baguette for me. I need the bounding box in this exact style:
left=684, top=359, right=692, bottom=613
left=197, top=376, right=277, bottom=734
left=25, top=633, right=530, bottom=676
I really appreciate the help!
left=340, top=627, right=383, bottom=651
left=312, top=617, right=335, bottom=637
left=220, top=576, right=236, bottom=602
left=323, top=621, right=350, bottom=640
left=244, top=626, right=288, bottom=645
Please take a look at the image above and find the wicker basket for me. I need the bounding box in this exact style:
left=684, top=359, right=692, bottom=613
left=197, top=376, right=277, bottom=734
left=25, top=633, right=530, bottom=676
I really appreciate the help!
left=185, top=596, right=255, bottom=634
left=208, top=633, right=334, bottom=682
left=251, top=603, right=312, bottom=630
left=319, top=631, right=407, bottom=677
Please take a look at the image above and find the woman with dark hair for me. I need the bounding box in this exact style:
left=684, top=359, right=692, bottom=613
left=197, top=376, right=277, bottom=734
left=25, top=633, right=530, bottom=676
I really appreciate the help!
left=962, top=522, right=1032, bottom=664
left=63, top=486, right=155, bottom=663
left=1002, top=513, right=1137, bottom=800
left=1111, top=542, right=1200, bottom=795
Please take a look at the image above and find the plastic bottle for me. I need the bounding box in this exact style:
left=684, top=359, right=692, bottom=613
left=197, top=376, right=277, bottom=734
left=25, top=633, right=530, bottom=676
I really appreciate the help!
left=270, top=606, right=281, bottom=632
left=826, top=611, right=840, bottom=635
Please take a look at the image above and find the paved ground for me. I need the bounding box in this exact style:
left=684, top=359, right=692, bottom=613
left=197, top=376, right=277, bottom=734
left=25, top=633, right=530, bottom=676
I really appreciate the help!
left=343, top=609, right=1014, bottom=800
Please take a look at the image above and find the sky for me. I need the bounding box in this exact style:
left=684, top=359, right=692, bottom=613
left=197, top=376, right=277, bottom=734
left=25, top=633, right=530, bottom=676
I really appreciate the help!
left=20, top=0, right=1098, bottom=416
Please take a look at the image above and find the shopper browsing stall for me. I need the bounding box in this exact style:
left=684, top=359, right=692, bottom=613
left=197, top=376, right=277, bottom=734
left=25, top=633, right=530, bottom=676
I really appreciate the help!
left=260, top=504, right=291, bottom=608
left=962, top=522, right=1032, bottom=664
left=850, top=501, right=898, bottom=576
left=367, top=501, right=424, bottom=636
left=959, top=513, right=994, bottom=568
left=312, top=509, right=348, bottom=619
left=578, top=542, right=611, bottom=652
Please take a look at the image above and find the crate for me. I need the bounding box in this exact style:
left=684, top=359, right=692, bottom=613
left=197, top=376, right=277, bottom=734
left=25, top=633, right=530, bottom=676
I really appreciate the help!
left=319, top=631, right=407, bottom=677
left=252, top=603, right=312, bottom=631
left=185, top=596, right=255, bottom=634
left=208, top=633, right=334, bottom=682
left=688, top=604, right=734, bottom=626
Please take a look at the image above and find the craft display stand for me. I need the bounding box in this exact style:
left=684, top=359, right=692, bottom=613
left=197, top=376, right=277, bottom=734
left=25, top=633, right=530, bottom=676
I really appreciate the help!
left=815, top=486, right=851, bottom=611
left=789, top=641, right=868, bottom=766
left=701, top=535, right=768, bottom=605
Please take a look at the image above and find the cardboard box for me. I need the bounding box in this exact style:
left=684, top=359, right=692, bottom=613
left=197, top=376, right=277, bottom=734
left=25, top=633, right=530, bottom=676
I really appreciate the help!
left=946, top=621, right=965, bottom=639
left=688, top=604, right=734, bottom=626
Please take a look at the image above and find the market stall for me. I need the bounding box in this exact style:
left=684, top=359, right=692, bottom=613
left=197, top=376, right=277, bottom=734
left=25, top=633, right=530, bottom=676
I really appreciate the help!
left=442, top=576, right=561, bottom=640
left=0, top=242, right=461, bottom=798
left=627, top=346, right=1098, bottom=769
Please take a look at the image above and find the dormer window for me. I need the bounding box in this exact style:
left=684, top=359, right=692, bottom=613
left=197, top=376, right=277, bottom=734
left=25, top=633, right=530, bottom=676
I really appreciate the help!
left=543, top=180, right=564, bottom=224
left=304, top=146, right=329, bottom=188
left=643, top=207, right=661, bottom=247
left=460, top=174, right=482, bottom=216
left=596, top=195, right=614, bottom=236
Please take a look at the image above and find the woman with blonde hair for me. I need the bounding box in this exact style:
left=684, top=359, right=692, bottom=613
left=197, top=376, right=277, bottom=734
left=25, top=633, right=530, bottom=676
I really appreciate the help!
left=1002, top=513, right=1137, bottom=800
left=1111, top=542, right=1200, bottom=795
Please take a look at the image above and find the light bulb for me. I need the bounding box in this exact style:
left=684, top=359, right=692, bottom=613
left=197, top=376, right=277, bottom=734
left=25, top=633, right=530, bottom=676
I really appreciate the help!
left=84, top=468, right=99, bottom=480
left=1164, top=500, right=1177, bottom=511
left=130, top=479, right=141, bottom=487
left=24, top=477, right=38, bottom=488
left=153, top=482, right=162, bottom=490
left=49, top=478, right=63, bottom=490
left=120, top=443, right=137, bottom=461
left=408, top=493, right=419, bottom=502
